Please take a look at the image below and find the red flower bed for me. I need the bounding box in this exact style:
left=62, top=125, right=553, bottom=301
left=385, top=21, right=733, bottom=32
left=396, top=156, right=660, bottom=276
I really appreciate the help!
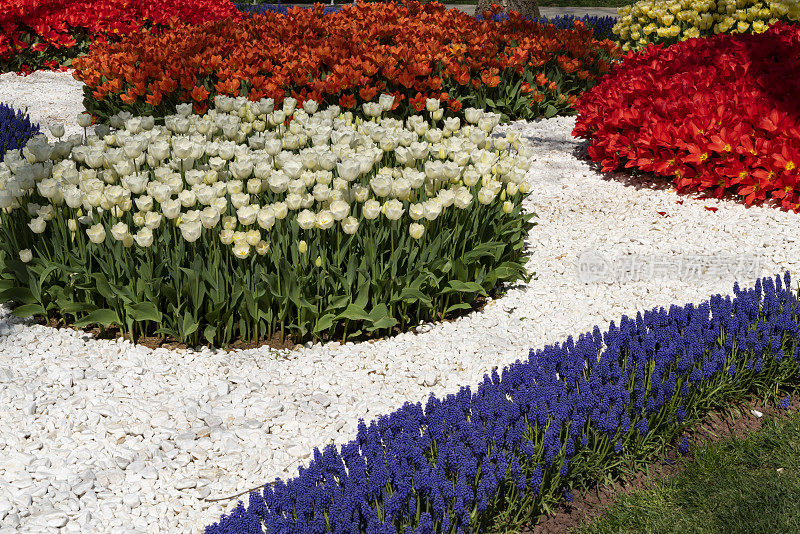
left=71, top=1, right=620, bottom=121
left=573, top=23, right=800, bottom=212
left=0, top=0, right=240, bottom=73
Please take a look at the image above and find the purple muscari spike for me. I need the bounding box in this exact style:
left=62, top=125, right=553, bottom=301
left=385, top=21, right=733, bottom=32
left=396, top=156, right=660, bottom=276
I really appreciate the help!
left=204, top=502, right=262, bottom=534
left=676, top=405, right=686, bottom=422
left=678, top=437, right=690, bottom=454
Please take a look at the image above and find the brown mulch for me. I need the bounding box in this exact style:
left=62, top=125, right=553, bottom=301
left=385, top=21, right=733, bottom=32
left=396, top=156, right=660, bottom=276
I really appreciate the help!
left=516, top=395, right=800, bottom=534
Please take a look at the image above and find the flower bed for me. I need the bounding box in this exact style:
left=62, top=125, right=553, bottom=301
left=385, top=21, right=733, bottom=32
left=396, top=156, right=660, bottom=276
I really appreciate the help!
left=613, top=0, right=800, bottom=52
left=70, top=1, right=620, bottom=124
left=0, top=0, right=240, bottom=74
left=573, top=22, right=800, bottom=212
left=0, top=95, right=535, bottom=346
left=205, top=273, right=800, bottom=533
left=0, top=103, right=40, bottom=162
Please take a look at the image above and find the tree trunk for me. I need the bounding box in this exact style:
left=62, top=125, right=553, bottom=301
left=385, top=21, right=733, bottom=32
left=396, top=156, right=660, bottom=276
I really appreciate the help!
left=474, top=0, right=540, bottom=20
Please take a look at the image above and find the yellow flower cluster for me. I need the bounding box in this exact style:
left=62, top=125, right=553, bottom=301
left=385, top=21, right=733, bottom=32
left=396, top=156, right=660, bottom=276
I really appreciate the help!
left=613, top=0, right=800, bottom=52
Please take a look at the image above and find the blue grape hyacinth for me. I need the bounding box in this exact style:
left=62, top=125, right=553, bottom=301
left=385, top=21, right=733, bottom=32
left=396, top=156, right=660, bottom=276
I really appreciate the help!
left=205, top=273, right=800, bottom=534
left=0, top=103, right=41, bottom=162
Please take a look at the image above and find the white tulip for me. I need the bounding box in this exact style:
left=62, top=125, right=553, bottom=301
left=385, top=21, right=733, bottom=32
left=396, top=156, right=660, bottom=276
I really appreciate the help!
left=363, top=199, right=381, bottom=220
left=264, top=139, right=282, bottom=156
left=230, top=192, right=250, bottom=209
left=257, top=206, right=276, bottom=230
left=246, top=178, right=262, bottom=195
left=438, top=189, right=455, bottom=208
left=133, top=211, right=145, bottom=227
left=315, top=210, right=335, bottom=230
left=212, top=197, right=227, bottom=214
left=336, top=160, right=361, bottom=182
left=19, top=249, right=33, bottom=263
left=409, top=203, right=424, bottom=220
left=110, top=222, right=129, bottom=241
left=194, top=186, right=215, bottom=206
left=219, top=228, right=235, bottom=245
left=379, top=94, right=395, bottom=111
left=267, top=171, right=289, bottom=193
left=77, top=112, right=93, bottom=128
left=86, top=223, right=106, bottom=244
left=67, top=219, right=78, bottom=232
left=133, top=227, right=154, bottom=247
left=200, top=206, right=220, bottom=229
left=255, top=240, right=270, bottom=255
left=370, top=175, right=393, bottom=197
left=341, top=215, right=359, bottom=235
left=63, top=186, right=83, bottom=209
left=286, top=193, right=303, bottom=211
left=297, top=209, right=317, bottom=230
left=409, top=223, right=425, bottom=240
left=28, top=217, right=46, bottom=234
left=454, top=189, right=473, bottom=209
left=178, top=219, right=202, bottom=242
left=161, top=199, right=181, bottom=219
left=245, top=229, right=261, bottom=246
left=237, top=205, right=258, bottom=226
left=423, top=198, right=442, bottom=220
left=232, top=242, right=250, bottom=259
left=478, top=187, right=497, bottom=205
left=144, top=211, right=162, bottom=229
left=383, top=199, right=404, bottom=221
left=49, top=123, right=65, bottom=138
left=328, top=199, right=349, bottom=221
left=178, top=189, right=196, bottom=208
left=273, top=202, right=288, bottom=219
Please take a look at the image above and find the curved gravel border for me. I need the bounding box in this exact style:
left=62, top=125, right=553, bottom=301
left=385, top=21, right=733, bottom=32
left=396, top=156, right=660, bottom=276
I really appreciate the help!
left=0, top=71, right=799, bottom=533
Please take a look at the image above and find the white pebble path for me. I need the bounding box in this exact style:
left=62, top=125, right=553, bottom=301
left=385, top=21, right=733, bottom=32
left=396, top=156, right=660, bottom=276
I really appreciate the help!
left=0, top=71, right=799, bottom=533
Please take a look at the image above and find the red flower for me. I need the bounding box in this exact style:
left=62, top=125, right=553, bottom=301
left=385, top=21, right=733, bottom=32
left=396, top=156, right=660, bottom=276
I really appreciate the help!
left=410, top=92, right=427, bottom=112
left=190, top=84, right=209, bottom=102
left=359, top=86, right=378, bottom=101
left=338, top=93, right=355, bottom=109
left=574, top=22, right=800, bottom=213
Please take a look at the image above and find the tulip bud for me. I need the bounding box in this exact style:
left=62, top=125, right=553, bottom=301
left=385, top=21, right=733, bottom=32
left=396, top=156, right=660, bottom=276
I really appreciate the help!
left=49, top=123, right=65, bottom=139
left=19, top=249, right=33, bottom=263
left=77, top=113, right=93, bottom=128
left=409, top=223, right=425, bottom=240
left=298, top=240, right=308, bottom=254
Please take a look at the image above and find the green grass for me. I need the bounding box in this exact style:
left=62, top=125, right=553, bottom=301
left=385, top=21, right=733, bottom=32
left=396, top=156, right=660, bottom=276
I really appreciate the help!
left=575, top=409, right=800, bottom=534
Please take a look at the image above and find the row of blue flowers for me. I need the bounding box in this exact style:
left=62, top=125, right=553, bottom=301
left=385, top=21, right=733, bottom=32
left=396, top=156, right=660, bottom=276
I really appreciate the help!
left=232, top=3, right=617, bottom=40
left=0, top=103, right=40, bottom=162
left=205, top=273, right=800, bottom=533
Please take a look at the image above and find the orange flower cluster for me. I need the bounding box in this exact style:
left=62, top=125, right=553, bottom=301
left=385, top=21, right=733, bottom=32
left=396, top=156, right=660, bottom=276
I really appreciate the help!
left=0, top=0, right=239, bottom=73
left=574, top=22, right=800, bottom=212
left=72, top=1, right=620, bottom=120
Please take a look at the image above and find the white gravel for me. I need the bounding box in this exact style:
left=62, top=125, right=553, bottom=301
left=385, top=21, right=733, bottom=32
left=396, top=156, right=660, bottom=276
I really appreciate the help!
left=1, top=70, right=799, bottom=533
